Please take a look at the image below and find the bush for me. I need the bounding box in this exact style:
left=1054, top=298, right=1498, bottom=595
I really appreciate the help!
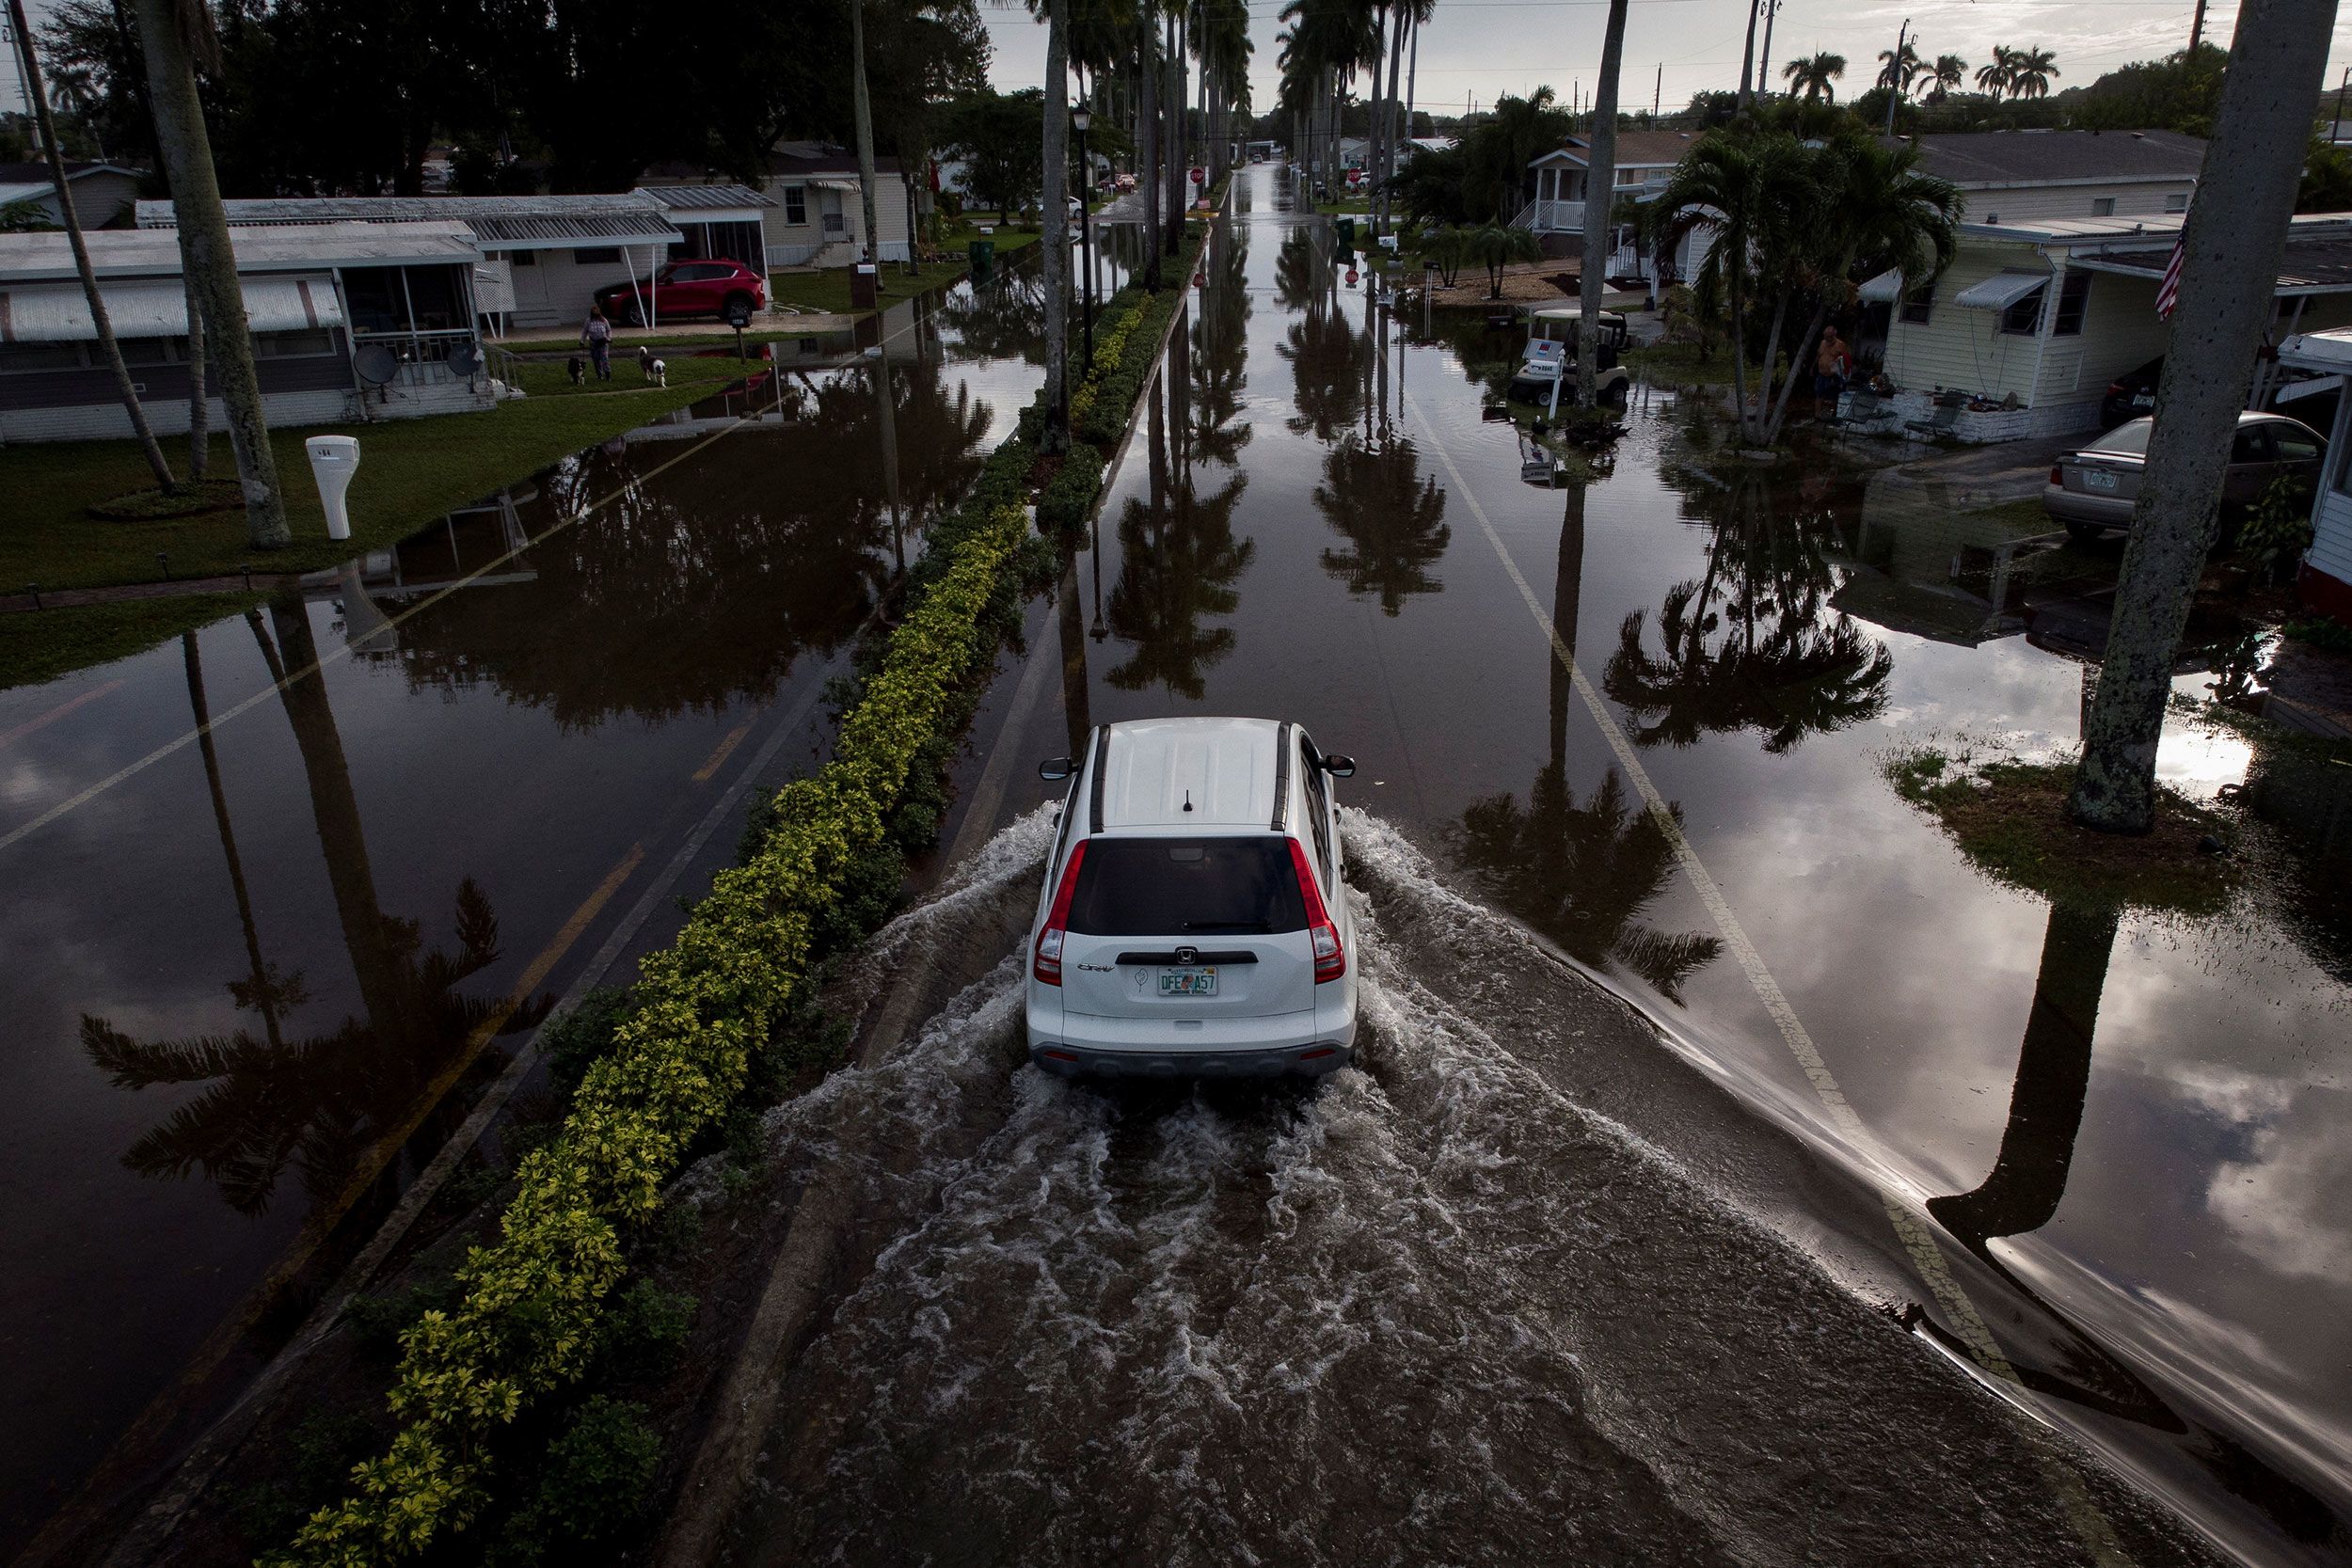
left=2237, top=470, right=2315, bottom=584
left=489, top=1397, right=662, bottom=1565
left=537, top=989, right=634, bottom=1101
left=1038, top=451, right=1105, bottom=531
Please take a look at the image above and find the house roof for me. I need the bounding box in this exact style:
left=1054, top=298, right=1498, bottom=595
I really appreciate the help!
left=636, top=182, right=773, bottom=212
left=758, top=142, right=904, bottom=178
left=1907, top=129, right=2204, bottom=189
left=136, top=193, right=681, bottom=251
left=2072, top=225, right=2352, bottom=297
left=1532, top=130, right=1702, bottom=169
left=0, top=220, right=480, bottom=282
left=0, top=160, right=145, bottom=186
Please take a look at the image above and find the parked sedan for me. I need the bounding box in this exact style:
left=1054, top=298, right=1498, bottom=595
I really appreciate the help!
left=2042, top=412, right=2326, bottom=543
left=592, top=259, right=767, bottom=326
left=2101, top=356, right=2163, bottom=429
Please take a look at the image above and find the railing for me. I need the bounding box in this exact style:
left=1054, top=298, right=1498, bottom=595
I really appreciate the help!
left=1512, top=198, right=1586, bottom=233
left=351, top=327, right=486, bottom=386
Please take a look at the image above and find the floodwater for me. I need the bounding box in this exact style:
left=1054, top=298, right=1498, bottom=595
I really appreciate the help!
left=2, top=166, right=2346, bottom=1567
left=0, top=243, right=1134, bottom=1555
left=727, top=167, right=2348, bottom=1565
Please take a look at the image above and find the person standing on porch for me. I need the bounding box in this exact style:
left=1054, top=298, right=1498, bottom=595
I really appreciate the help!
left=580, top=307, right=614, bottom=381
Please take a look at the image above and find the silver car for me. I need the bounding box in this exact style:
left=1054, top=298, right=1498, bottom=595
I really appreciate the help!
left=2043, top=411, right=2325, bottom=542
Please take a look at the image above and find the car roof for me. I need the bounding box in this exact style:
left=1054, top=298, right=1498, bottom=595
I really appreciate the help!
left=1093, top=718, right=1289, bottom=832
left=2082, top=410, right=2308, bottom=451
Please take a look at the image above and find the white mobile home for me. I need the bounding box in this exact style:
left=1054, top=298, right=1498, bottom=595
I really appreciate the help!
left=2277, top=326, right=2352, bottom=622
left=0, top=161, right=146, bottom=229
left=0, top=221, right=494, bottom=445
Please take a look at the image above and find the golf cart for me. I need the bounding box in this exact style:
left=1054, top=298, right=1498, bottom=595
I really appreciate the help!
left=1508, top=307, right=1630, bottom=406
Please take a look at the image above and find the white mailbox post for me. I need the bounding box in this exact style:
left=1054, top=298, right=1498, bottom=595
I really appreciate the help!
left=305, top=435, right=360, bottom=542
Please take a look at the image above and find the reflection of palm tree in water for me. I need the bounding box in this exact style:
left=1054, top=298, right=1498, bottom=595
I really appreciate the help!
left=1929, top=898, right=2120, bottom=1248
left=82, top=604, right=540, bottom=1216
left=1187, top=225, right=1253, bottom=468
left=1279, top=230, right=1364, bottom=442
left=1105, top=367, right=1253, bottom=698
left=1458, top=487, right=1724, bottom=1003
left=1315, top=436, right=1449, bottom=614
left=1604, top=471, right=1893, bottom=752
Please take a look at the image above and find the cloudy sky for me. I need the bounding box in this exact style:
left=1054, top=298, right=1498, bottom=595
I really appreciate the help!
left=977, top=0, right=2352, bottom=122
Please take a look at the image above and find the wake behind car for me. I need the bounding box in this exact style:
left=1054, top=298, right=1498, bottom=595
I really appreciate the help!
left=2043, top=411, right=2325, bottom=542
left=1026, top=718, right=1359, bottom=1079
left=592, top=258, right=767, bottom=325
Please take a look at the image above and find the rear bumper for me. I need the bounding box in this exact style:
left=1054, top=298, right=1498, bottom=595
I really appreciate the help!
left=2042, top=484, right=2134, bottom=529
left=1026, top=990, right=1358, bottom=1079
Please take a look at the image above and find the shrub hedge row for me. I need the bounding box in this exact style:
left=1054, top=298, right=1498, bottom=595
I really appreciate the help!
left=275, top=218, right=1215, bottom=1567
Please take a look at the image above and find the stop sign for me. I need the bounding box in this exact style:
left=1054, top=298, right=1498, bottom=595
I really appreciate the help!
left=1189, top=166, right=1206, bottom=186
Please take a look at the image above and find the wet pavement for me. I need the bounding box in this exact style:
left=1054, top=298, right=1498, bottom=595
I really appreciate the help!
left=868, top=168, right=2347, bottom=1564
left=0, top=245, right=1134, bottom=1555
left=2, top=167, right=2347, bottom=1565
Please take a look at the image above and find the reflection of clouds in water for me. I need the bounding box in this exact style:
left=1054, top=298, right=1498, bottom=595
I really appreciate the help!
left=2201, top=1084, right=2352, bottom=1284
left=2153, top=724, right=2256, bottom=802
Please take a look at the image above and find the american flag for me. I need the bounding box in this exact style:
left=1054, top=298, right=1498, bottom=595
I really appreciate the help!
left=2155, top=238, right=2185, bottom=320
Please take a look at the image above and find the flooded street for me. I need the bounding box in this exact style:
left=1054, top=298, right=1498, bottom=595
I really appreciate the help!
left=3, top=165, right=2347, bottom=1566
left=0, top=251, right=1104, bottom=1552
left=752, top=168, right=2346, bottom=1564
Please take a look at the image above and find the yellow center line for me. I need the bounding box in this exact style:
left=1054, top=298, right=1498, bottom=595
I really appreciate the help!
left=692, top=720, right=755, bottom=784
left=1404, top=389, right=2133, bottom=1566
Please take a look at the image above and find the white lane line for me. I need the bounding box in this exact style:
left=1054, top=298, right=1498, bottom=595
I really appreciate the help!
left=1404, top=390, right=2133, bottom=1567
left=0, top=308, right=940, bottom=861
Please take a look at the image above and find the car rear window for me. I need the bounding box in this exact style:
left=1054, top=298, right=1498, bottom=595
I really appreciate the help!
left=1065, top=837, right=1307, bottom=936
left=2088, top=421, right=2153, bottom=456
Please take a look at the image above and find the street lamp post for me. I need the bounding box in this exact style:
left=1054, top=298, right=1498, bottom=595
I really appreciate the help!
left=1073, top=103, right=1095, bottom=373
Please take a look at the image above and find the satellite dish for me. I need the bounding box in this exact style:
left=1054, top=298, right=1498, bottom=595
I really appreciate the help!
left=353, top=342, right=401, bottom=386
left=447, top=341, right=481, bottom=378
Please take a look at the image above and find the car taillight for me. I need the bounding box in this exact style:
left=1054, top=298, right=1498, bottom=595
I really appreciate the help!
left=2106, top=381, right=2126, bottom=397
left=2050, top=463, right=2065, bottom=485
left=1032, top=841, right=1088, bottom=985
left=1287, top=838, right=1346, bottom=984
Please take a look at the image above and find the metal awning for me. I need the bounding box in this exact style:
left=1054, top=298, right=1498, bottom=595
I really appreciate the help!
left=660, top=208, right=765, bottom=227
left=2281, top=327, right=2352, bottom=372
left=1953, top=272, right=2049, bottom=311
left=0, top=275, right=343, bottom=341
left=1857, top=269, right=1903, bottom=304
left=2073, top=232, right=2352, bottom=297
left=807, top=177, right=861, bottom=192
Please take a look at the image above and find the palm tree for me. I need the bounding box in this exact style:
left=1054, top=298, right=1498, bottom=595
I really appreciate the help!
left=1577, top=0, right=1629, bottom=407
left=1974, top=46, right=2014, bottom=97
left=1875, top=39, right=1923, bottom=96
left=1755, top=134, right=1960, bottom=444
left=2006, top=46, right=2059, bottom=101
left=2070, top=0, right=2334, bottom=834
left=1656, top=131, right=1811, bottom=443
left=1466, top=222, right=1540, bottom=299
left=1781, top=52, right=1844, bottom=103
left=8, top=0, right=175, bottom=492
left=1927, top=54, right=1966, bottom=102
left=129, top=0, right=289, bottom=546
left=1031, top=0, right=1073, bottom=449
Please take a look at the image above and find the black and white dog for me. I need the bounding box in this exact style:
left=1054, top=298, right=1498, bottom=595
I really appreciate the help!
left=566, top=355, right=585, bottom=386
left=638, top=345, right=666, bottom=388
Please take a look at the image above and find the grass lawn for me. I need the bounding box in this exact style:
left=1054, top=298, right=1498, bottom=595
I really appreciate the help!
left=768, top=230, right=1040, bottom=317
left=507, top=352, right=775, bottom=400
left=0, top=375, right=740, bottom=597
left=0, top=590, right=264, bottom=693
left=1624, top=342, right=1745, bottom=387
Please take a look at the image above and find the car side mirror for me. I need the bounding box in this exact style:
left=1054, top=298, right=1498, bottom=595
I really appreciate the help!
left=1320, top=754, right=1357, bottom=778
left=1038, top=756, right=1075, bottom=782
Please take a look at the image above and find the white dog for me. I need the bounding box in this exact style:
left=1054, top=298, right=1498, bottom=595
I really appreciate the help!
left=637, top=345, right=667, bottom=387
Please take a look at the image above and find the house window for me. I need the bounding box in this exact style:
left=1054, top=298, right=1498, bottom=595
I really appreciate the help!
left=2166, top=192, right=2189, bottom=214
left=1899, top=282, right=1934, bottom=325
left=783, top=184, right=807, bottom=225
left=2053, top=271, right=2091, bottom=336
left=2091, top=197, right=2116, bottom=217
left=1999, top=285, right=2044, bottom=336
left=574, top=246, right=620, bottom=264
left=256, top=328, right=337, bottom=358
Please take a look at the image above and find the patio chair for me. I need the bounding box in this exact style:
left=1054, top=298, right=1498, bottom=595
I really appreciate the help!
left=1906, top=388, right=1967, bottom=437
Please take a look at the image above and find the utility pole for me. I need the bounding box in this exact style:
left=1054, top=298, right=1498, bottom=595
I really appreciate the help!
left=1654, top=65, right=1661, bottom=118
left=1757, top=0, right=1780, bottom=104
left=2188, top=0, right=2209, bottom=52
left=849, top=0, right=882, bottom=265
left=1883, top=18, right=1909, bottom=135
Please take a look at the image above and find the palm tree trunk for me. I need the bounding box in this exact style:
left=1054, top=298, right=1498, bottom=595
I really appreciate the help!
left=1141, top=22, right=1162, bottom=289
left=1379, top=8, right=1407, bottom=232
left=1365, top=4, right=1389, bottom=234
left=1041, top=0, right=1071, bottom=451
left=131, top=0, right=290, bottom=546
left=1761, top=297, right=1830, bottom=442
left=2069, top=0, right=2333, bottom=833
left=1579, top=0, right=1629, bottom=405
left=10, top=0, right=175, bottom=492
left=1164, top=10, right=1184, bottom=255
left=1737, top=0, right=1761, bottom=106
left=183, top=271, right=210, bottom=480
left=850, top=0, right=882, bottom=261
left=1749, top=293, right=1790, bottom=443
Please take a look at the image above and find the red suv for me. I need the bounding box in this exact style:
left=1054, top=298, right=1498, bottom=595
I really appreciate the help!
left=593, top=259, right=767, bottom=325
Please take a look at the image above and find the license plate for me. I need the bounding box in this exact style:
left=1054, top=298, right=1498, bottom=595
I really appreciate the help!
left=2133, top=392, right=2154, bottom=407
left=2085, top=470, right=2119, bottom=493
left=1159, top=967, right=1217, bottom=996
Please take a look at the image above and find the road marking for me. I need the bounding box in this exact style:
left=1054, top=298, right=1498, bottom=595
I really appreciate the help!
left=1405, top=390, right=2133, bottom=1567
left=692, top=720, right=754, bottom=783
left=0, top=305, right=938, bottom=862
left=0, top=677, right=127, bottom=750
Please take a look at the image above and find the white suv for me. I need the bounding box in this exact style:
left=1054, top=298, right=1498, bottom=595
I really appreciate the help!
left=1025, top=717, right=1360, bottom=1079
